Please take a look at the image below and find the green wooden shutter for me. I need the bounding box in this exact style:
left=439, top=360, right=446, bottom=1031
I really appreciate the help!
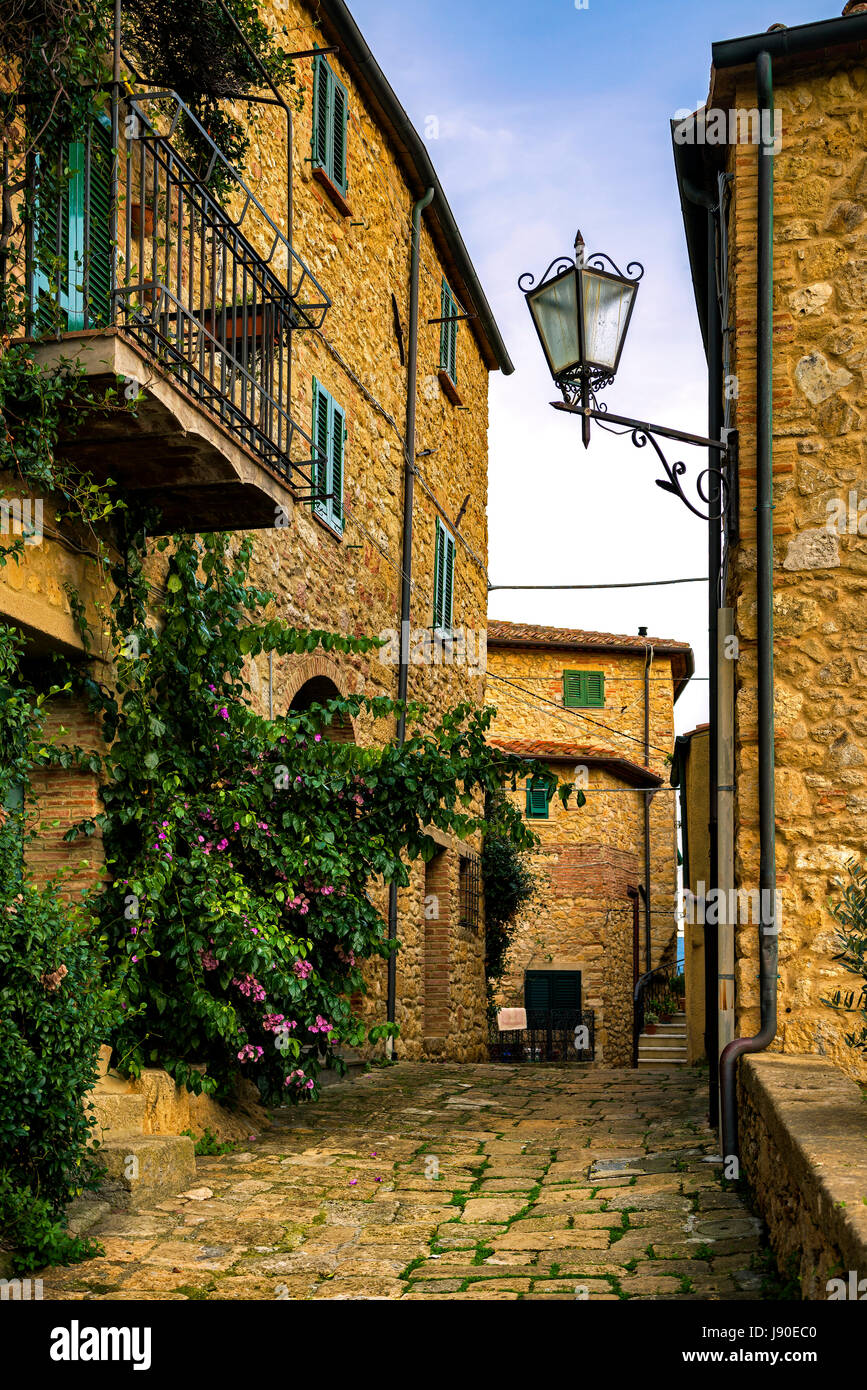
left=31, top=143, right=70, bottom=333
left=331, top=75, right=348, bottom=193
left=563, top=671, right=583, bottom=708
left=563, top=669, right=605, bottom=708
left=433, top=519, right=446, bottom=630
left=443, top=528, right=455, bottom=631
left=439, top=280, right=458, bottom=382
left=526, top=775, right=551, bottom=818
left=313, top=56, right=331, bottom=171
left=439, top=281, right=450, bottom=373
left=86, top=118, right=113, bottom=328
left=434, top=519, right=454, bottom=632
left=312, top=379, right=330, bottom=519
left=64, top=140, right=86, bottom=330
left=584, top=671, right=605, bottom=707
left=330, top=401, right=345, bottom=532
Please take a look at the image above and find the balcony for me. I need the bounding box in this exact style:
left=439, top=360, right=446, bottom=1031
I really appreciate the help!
left=17, top=91, right=331, bottom=532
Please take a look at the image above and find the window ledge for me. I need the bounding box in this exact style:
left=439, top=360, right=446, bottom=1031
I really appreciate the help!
left=437, top=369, right=463, bottom=406
left=313, top=166, right=352, bottom=218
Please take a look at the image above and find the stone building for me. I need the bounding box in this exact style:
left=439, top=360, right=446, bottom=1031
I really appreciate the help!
left=486, top=619, right=693, bottom=1064
left=671, top=2, right=867, bottom=1296
left=673, top=5, right=867, bottom=1087
left=1, top=0, right=512, bottom=1060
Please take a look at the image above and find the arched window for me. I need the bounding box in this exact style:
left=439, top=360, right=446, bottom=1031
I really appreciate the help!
left=288, top=676, right=354, bottom=744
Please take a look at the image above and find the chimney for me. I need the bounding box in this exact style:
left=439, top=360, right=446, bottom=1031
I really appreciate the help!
left=638, top=626, right=648, bottom=637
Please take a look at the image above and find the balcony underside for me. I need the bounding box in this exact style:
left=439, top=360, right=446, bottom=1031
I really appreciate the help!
left=31, top=330, right=296, bottom=533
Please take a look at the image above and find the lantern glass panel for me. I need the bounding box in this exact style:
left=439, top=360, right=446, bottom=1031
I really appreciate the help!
left=528, top=269, right=580, bottom=376
left=581, top=269, right=635, bottom=371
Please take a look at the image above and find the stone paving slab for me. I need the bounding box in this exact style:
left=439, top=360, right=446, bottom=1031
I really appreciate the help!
left=36, top=1063, right=781, bottom=1301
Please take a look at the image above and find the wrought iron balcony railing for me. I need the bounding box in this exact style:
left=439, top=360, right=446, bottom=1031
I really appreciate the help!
left=21, top=90, right=330, bottom=495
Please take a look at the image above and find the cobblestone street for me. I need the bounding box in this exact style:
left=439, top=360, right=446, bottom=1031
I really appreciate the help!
left=42, top=1064, right=773, bottom=1301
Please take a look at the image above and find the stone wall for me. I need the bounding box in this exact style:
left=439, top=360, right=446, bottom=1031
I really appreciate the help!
left=229, top=0, right=495, bottom=1060
left=680, top=726, right=709, bottom=1064
left=739, top=1054, right=867, bottom=1299
left=719, top=50, right=867, bottom=1081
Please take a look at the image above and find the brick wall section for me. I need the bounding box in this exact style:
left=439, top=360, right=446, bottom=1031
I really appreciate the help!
left=550, top=844, right=641, bottom=897
left=423, top=849, right=451, bottom=1046
left=26, top=698, right=105, bottom=897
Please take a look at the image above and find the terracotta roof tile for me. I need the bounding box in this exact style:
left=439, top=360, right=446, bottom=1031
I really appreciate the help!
left=486, top=619, right=694, bottom=702
left=489, top=737, right=664, bottom=788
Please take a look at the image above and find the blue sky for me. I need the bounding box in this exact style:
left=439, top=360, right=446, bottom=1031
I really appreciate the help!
left=349, top=0, right=833, bottom=733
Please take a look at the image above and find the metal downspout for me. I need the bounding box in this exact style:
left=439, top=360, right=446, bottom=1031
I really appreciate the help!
left=705, top=203, right=722, bottom=1129
left=643, top=645, right=652, bottom=972
left=386, top=186, right=436, bottom=1043
left=719, top=51, right=777, bottom=1162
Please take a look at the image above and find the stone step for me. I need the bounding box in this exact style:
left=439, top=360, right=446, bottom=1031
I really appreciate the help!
left=87, top=1091, right=148, bottom=1140
left=638, top=1055, right=689, bottom=1067
left=639, top=1035, right=686, bottom=1050
left=93, top=1132, right=196, bottom=1208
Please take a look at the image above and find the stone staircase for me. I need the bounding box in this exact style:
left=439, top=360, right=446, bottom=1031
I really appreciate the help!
left=67, top=1048, right=267, bottom=1235
left=637, top=1012, right=688, bottom=1068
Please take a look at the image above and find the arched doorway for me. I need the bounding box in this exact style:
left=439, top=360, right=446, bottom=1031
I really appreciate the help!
left=289, top=675, right=355, bottom=743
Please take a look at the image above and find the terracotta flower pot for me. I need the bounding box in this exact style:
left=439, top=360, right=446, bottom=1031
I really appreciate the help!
left=130, top=202, right=155, bottom=237
left=645, top=1022, right=657, bottom=1035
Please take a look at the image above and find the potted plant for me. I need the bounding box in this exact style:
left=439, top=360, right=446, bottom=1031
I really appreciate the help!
left=644, top=1008, right=659, bottom=1035
left=659, top=993, right=676, bottom=1023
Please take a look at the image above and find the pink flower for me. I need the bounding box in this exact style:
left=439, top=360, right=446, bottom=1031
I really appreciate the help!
left=293, top=959, right=313, bottom=980
left=232, top=974, right=266, bottom=1003
left=348, top=1179, right=357, bottom=1186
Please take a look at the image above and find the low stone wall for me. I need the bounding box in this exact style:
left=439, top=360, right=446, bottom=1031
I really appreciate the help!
left=739, top=1053, right=867, bottom=1300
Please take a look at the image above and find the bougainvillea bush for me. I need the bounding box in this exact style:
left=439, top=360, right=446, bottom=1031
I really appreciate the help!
left=73, top=530, right=536, bottom=1106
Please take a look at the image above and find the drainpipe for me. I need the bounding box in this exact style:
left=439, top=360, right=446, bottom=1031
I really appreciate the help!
left=719, top=51, right=777, bottom=1162
left=385, top=185, right=435, bottom=1044
left=705, top=202, right=722, bottom=1129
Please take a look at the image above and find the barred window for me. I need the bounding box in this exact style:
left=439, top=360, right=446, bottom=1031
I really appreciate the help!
left=459, top=853, right=480, bottom=931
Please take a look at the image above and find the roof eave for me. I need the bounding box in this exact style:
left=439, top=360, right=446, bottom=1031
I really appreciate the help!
left=313, top=0, right=514, bottom=375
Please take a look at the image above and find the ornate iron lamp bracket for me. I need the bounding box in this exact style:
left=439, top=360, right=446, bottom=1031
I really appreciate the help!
left=552, top=402, right=738, bottom=525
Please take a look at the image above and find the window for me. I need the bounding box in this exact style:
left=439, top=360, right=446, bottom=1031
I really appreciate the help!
left=524, top=970, right=582, bottom=1026
left=433, top=517, right=455, bottom=634
left=312, top=55, right=349, bottom=196
left=2, top=781, right=25, bottom=884
left=563, top=669, right=605, bottom=708
left=525, top=774, right=553, bottom=819
left=311, top=379, right=345, bottom=534
left=458, top=853, right=480, bottom=931
left=439, top=279, right=458, bottom=385
left=30, top=115, right=112, bottom=333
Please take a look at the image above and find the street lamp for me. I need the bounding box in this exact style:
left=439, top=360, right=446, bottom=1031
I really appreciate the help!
left=523, top=232, right=640, bottom=445
left=519, top=231, right=737, bottom=520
